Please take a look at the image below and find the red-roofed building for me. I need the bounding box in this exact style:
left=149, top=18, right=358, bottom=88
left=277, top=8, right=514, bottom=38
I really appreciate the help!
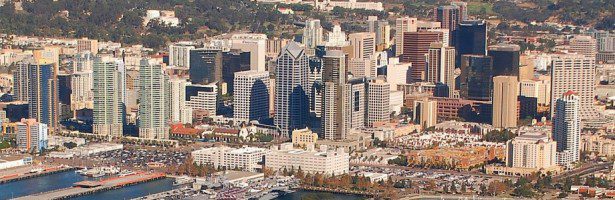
left=170, top=123, right=204, bottom=139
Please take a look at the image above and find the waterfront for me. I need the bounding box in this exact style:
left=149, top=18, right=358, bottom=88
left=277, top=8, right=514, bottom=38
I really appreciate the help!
left=0, top=169, right=175, bottom=200
left=0, top=170, right=90, bottom=199
left=275, top=190, right=365, bottom=200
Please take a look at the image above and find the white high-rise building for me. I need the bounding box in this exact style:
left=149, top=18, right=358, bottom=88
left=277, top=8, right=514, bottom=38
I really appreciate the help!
left=169, top=44, right=194, bottom=68
left=169, top=78, right=192, bottom=124
left=70, top=71, right=93, bottom=111
left=275, top=42, right=310, bottom=137
left=326, top=25, right=349, bottom=47
left=93, top=56, right=125, bottom=137
left=233, top=70, right=270, bottom=122
left=395, top=17, right=418, bottom=56
left=506, top=134, right=557, bottom=169
left=303, top=19, right=324, bottom=48
left=366, top=77, right=390, bottom=127
left=138, top=59, right=170, bottom=139
left=425, top=43, right=455, bottom=97
left=550, top=54, right=596, bottom=120
left=553, top=91, right=581, bottom=166
left=347, top=78, right=366, bottom=130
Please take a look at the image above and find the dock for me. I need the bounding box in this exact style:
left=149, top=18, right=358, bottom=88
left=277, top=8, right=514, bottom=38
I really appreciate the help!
left=0, top=165, right=75, bottom=184
left=14, top=172, right=166, bottom=200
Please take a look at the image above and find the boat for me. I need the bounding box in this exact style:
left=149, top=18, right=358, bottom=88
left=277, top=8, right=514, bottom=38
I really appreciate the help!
left=29, top=168, right=44, bottom=173
left=118, top=170, right=136, bottom=177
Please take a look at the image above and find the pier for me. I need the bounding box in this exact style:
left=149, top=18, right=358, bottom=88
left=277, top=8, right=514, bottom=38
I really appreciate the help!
left=14, top=172, right=166, bottom=200
left=0, top=165, right=75, bottom=184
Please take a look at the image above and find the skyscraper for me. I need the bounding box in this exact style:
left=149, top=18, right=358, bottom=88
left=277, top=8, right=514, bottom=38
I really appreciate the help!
left=347, top=77, right=366, bottom=130
left=455, top=20, right=487, bottom=66
left=93, top=56, right=125, bottom=137
left=303, top=19, right=324, bottom=48
left=492, top=76, right=518, bottom=128
left=222, top=50, right=251, bottom=94
left=326, top=25, right=349, bottom=47
left=413, top=99, right=437, bottom=129
left=321, top=50, right=349, bottom=140
left=401, top=31, right=443, bottom=82
left=233, top=70, right=270, bottom=122
left=12, top=61, right=29, bottom=102
left=138, top=59, right=170, bottom=139
left=169, top=43, right=195, bottom=68
left=552, top=91, right=581, bottom=166
left=275, top=42, right=310, bottom=137
left=348, top=32, right=376, bottom=60
left=189, top=47, right=223, bottom=84
left=27, top=62, right=59, bottom=131
left=426, top=43, right=456, bottom=97
left=169, top=78, right=192, bottom=124
left=488, top=44, right=521, bottom=77
left=395, top=17, right=418, bottom=56
left=434, top=5, right=461, bottom=44
left=368, top=17, right=390, bottom=47
left=460, top=55, right=493, bottom=101
left=186, top=84, right=218, bottom=117
left=550, top=54, right=596, bottom=120
left=366, top=77, right=390, bottom=127
left=70, top=71, right=93, bottom=111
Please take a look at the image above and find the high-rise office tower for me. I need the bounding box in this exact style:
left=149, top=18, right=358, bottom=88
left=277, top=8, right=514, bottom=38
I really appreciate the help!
left=93, top=57, right=125, bottom=137
left=229, top=34, right=267, bottom=72
left=450, top=1, right=468, bottom=21
left=413, top=99, right=437, bottom=129
left=169, top=44, right=195, bottom=68
left=275, top=42, right=310, bottom=137
left=552, top=91, right=581, bottom=166
left=348, top=32, right=376, bottom=60
left=326, top=25, right=349, bottom=47
left=138, top=59, right=170, bottom=139
left=186, top=84, right=218, bottom=117
left=308, top=46, right=325, bottom=118
left=27, top=62, right=59, bottom=131
left=222, top=50, right=251, bottom=94
left=70, top=71, right=93, bottom=111
left=395, top=17, right=418, bottom=56
left=189, top=47, right=223, bottom=84
left=492, top=76, right=518, bottom=128
left=550, top=54, right=596, bottom=120
left=321, top=50, right=349, bottom=140
left=73, top=52, right=93, bottom=72
left=366, top=77, right=390, bottom=127
left=426, top=43, right=455, bottom=97
left=303, top=19, right=324, bottom=48
left=347, top=77, right=366, bottom=130
left=368, top=17, right=390, bottom=47
left=233, top=70, right=270, bottom=122
left=520, top=79, right=551, bottom=106
left=401, top=31, right=443, bottom=82
left=12, top=61, right=29, bottom=101
left=386, top=58, right=411, bottom=90
left=488, top=44, right=521, bottom=77
left=434, top=5, right=461, bottom=44
left=58, top=73, right=72, bottom=106
left=169, top=78, right=192, bottom=124
left=460, top=55, right=493, bottom=101
left=569, top=35, right=597, bottom=57
left=16, top=118, right=48, bottom=153
left=455, top=20, right=487, bottom=66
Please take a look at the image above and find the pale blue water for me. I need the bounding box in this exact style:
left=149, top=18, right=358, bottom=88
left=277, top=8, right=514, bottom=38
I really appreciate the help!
left=70, top=178, right=175, bottom=200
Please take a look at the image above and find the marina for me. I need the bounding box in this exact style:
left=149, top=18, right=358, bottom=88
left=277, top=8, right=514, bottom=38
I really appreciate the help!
left=0, top=164, right=75, bottom=184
